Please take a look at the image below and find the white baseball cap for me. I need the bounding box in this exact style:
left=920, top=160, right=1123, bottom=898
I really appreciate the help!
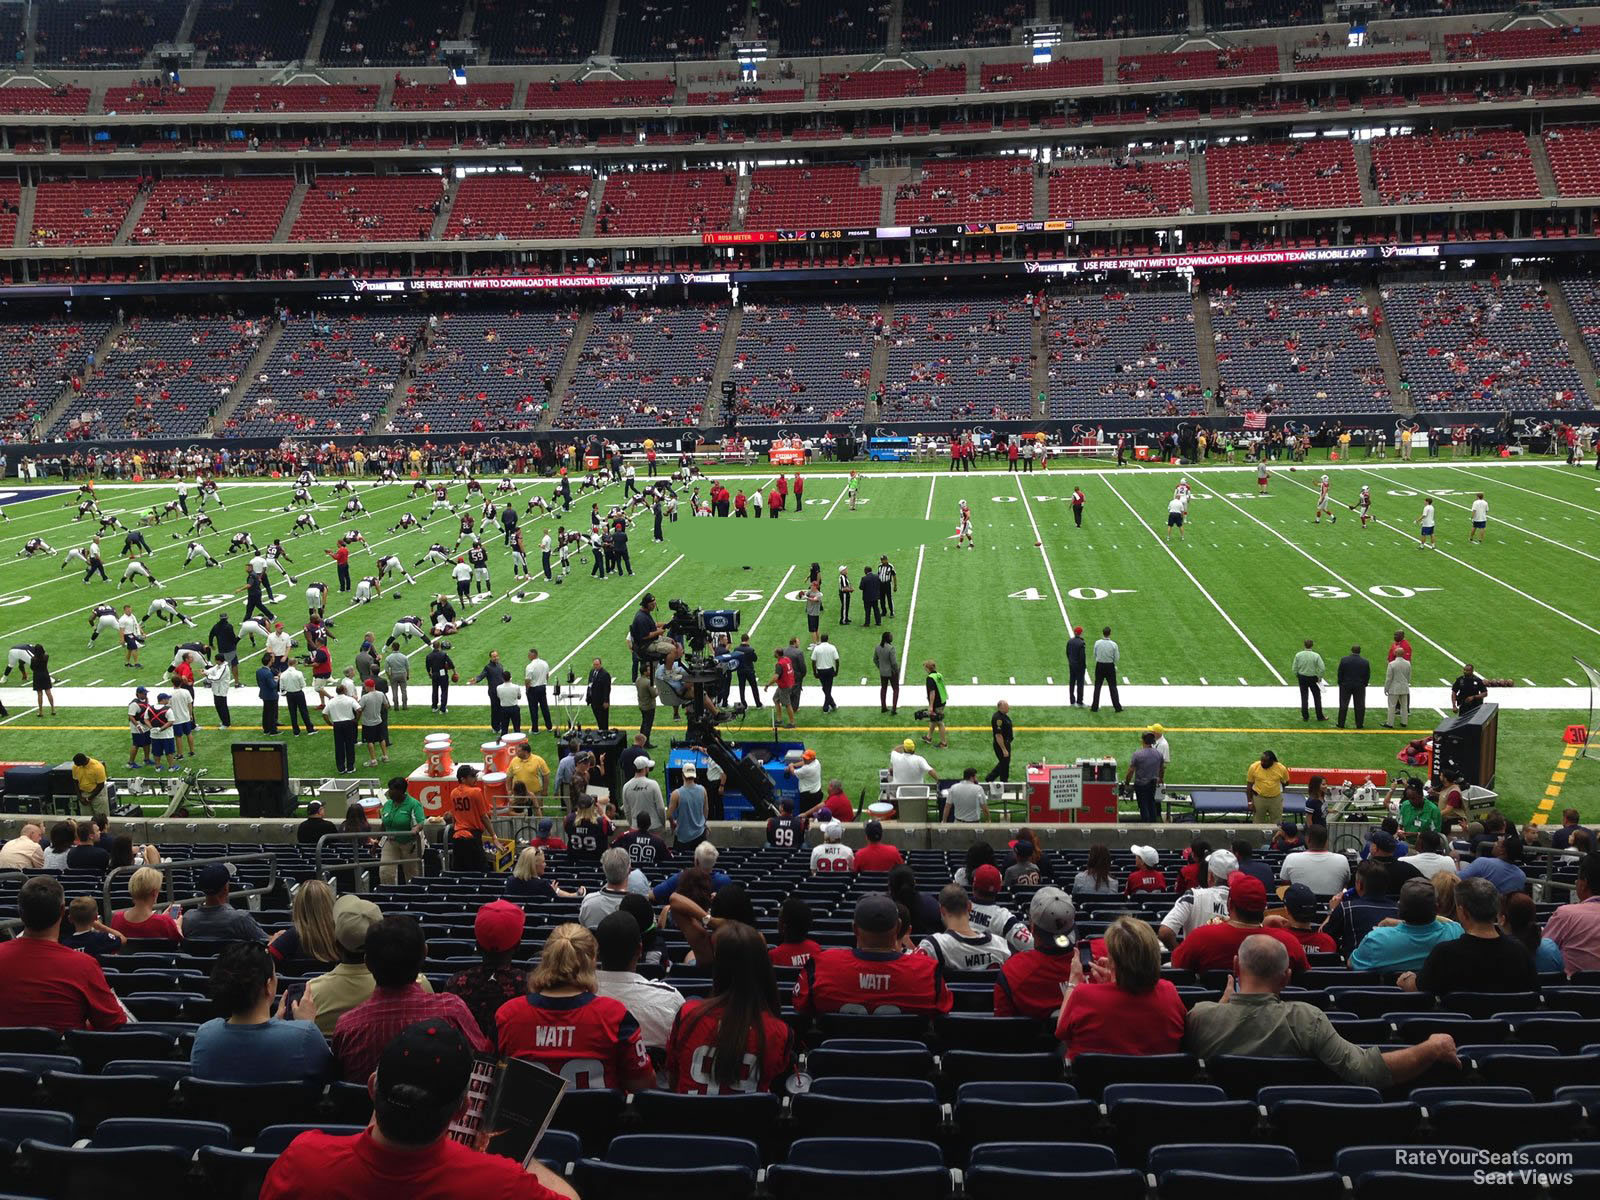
left=824, top=821, right=843, bottom=842
left=1131, top=844, right=1160, bottom=869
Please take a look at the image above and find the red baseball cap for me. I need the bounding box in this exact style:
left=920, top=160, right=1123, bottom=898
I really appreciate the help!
left=973, top=865, right=1003, bottom=895
left=1227, top=871, right=1268, bottom=915
left=474, top=899, right=526, bottom=953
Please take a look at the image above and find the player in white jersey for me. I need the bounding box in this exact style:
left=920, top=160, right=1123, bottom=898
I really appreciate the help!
left=17, top=537, right=54, bottom=558
left=306, top=580, right=329, bottom=618
left=285, top=511, right=318, bottom=537
left=411, top=478, right=431, bottom=498
left=509, top=528, right=527, bottom=579
left=97, top=513, right=125, bottom=534
left=198, top=478, right=222, bottom=510
left=183, top=540, right=220, bottom=567
left=1352, top=485, right=1372, bottom=528
left=1314, top=474, right=1337, bottom=524
left=390, top=615, right=428, bottom=644
left=389, top=512, right=421, bottom=534
left=1469, top=492, right=1489, bottom=544
left=75, top=496, right=101, bottom=521
left=88, top=604, right=120, bottom=645
left=61, top=545, right=89, bottom=570
left=146, top=596, right=196, bottom=628
left=239, top=617, right=270, bottom=646
left=118, top=553, right=158, bottom=588
left=1174, top=479, right=1193, bottom=511
left=957, top=498, right=973, bottom=548
left=376, top=466, right=398, bottom=485
left=378, top=554, right=417, bottom=586
left=296, top=470, right=314, bottom=489
left=171, top=642, right=209, bottom=674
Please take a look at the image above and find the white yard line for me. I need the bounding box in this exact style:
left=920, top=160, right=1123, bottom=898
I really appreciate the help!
left=1453, top=465, right=1600, bottom=515
left=551, top=555, right=687, bottom=675
left=1101, top=474, right=1287, bottom=685
left=1016, top=475, right=1074, bottom=633
left=1200, top=485, right=1468, bottom=666
left=747, top=475, right=850, bottom=637
left=1354, top=467, right=1600, bottom=566
left=1277, top=471, right=1600, bottom=640
left=898, top=475, right=938, bottom=687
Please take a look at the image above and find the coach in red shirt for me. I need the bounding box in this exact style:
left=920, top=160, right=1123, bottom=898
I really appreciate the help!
left=0, top=877, right=126, bottom=1031
left=1388, top=631, right=1412, bottom=662
left=852, top=820, right=905, bottom=873
left=261, top=1021, right=575, bottom=1200
left=794, top=895, right=953, bottom=1017
left=1170, top=873, right=1310, bottom=975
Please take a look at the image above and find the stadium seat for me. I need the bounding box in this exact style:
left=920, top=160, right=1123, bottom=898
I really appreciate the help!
left=39, top=1072, right=176, bottom=1129
left=0, top=1055, right=82, bottom=1077
left=1328, top=990, right=1432, bottom=1018
left=767, top=1139, right=953, bottom=1200
left=792, top=1078, right=943, bottom=1141
left=0, top=1030, right=63, bottom=1056
left=251, top=1124, right=365, bottom=1154
left=933, top=1014, right=1053, bottom=1052
left=62, top=1030, right=179, bottom=1074
left=966, top=1142, right=1144, bottom=1200
left=0, top=1109, right=74, bottom=1176
left=18, top=1140, right=203, bottom=1199
left=177, top=1078, right=323, bottom=1142
left=1475, top=1052, right=1600, bottom=1099
left=630, top=1091, right=780, bottom=1156
left=1259, top=1089, right=1423, bottom=1168
left=0, top=1069, right=40, bottom=1107
left=1069, top=1053, right=1198, bottom=1098
left=813, top=1014, right=930, bottom=1041
left=87, top=1117, right=232, bottom=1151
left=1104, top=1084, right=1258, bottom=1166
left=939, top=1050, right=1061, bottom=1094
left=1205, top=1055, right=1336, bottom=1097
left=807, top=1040, right=934, bottom=1080
left=551, top=1088, right=625, bottom=1154
left=952, top=1082, right=1097, bottom=1156
left=579, top=1135, right=761, bottom=1200
left=100, top=1060, right=194, bottom=1081
left=535, top=1129, right=582, bottom=1171
left=1502, top=1016, right=1600, bottom=1053
left=1425, top=1100, right=1584, bottom=1149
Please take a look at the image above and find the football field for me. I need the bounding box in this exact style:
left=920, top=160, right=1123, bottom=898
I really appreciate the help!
left=0, top=455, right=1595, bottom=826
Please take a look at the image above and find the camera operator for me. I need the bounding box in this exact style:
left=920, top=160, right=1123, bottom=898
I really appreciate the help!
left=629, top=593, right=667, bottom=669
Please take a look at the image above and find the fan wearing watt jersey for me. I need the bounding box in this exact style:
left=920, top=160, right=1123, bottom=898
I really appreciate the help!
left=793, top=896, right=954, bottom=1018
left=917, top=884, right=1013, bottom=972
left=494, top=924, right=654, bottom=1093
left=808, top=819, right=854, bottom=874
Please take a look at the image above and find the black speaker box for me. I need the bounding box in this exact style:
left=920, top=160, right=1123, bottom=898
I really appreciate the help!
left=232, top=742, right=293, bottom=816
left=1432, top=702, right=1499, bottom=790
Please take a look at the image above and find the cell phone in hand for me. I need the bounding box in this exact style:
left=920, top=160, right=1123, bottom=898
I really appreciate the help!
left=1079, top=941, right=1094, bottom=969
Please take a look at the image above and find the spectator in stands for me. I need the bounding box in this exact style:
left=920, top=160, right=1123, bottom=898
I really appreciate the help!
left=1003, top=838, right=1044, bottom=889
left=1397, top=876, right=1539, bottom=995
left=992, top=887, right=1075, bottom=1019
left=1230, top=840, right=1275, bottom=891
left=770, top=896, right=823, bottom=968
left=108, top=836, right=159, bottom=871
left=0, top=822, right=45, bottom=870
left=809, top=817, right=854, bottom=874
left=652, top=842, right=732, bottom=901
left=332, top=914, right=488, bottom=1083
left=1396, top=778, right=1442, bottom=837
left=794, top=894, right=954, bottom=1018
left=594, top=910, right=684, bottom=1050
left=183, top=862, right=268, bottom=942
left=916, top=883, right=1011, bottom=972
left=1322, top=860, right=1397, bottom=959
left=268, top=877, right=339, bottom=968
left=0, top=876, right=126, bottom=1030
left=853, top=819, right=905, bottom=872
left=1348, top=878, right=1462, bottom=972
left=1176, top=838, right=1211, bottom=894
left=1545, top=854, right=1600, bottom=975
left=110, top=865, right=182, bottom=941
left=443, top=900, right=528, bottom=1046
left=1550, top=809, right=1592, bottom=852
left=191, top=942, right=331, bottom=1084
left=1404, top=829, right=1460, bottom=880
left=496, top=922, right=656, bottom=1091
left=1172, top=872, right=1310, bottom=974
left=889, top=863, right=941, bottom=936
left=296, top=799, right=338, bottom=846
left=1058, top=915, right=1186, bottom=1058
left=64, top=820, right=110, bottom=872
left=1125, top=845, right=1167, bottom=895
left=1159, top=848, right=1237, bottom=948
left=1364, top=829, right=1422, bottom=893
left=1072, top=844, right=1118, bottom=895
left=666, top=922, right=796, bottom=1095
left=506, top=845, right=585, bottom=902
left=579, top=847, right=634, bottom=929
left=63, top=895, right=123, bottom=961
left=1502, top=891, right=1567, bottom=974
left=305, top=893, right=388, bottom=1034
left=1268, top=883, right=1337, bottom=954
left=1186, top=935, right=1458, bottom=1085
left=1460, top=832, right=1528, bottom=894
left=260, top=1021, right=577, bottom=1200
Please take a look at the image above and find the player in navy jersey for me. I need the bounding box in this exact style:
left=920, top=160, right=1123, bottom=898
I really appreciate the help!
left=494, top=924, right=654, bottom=1092
left=666, top=924, right=795, bottom=1095
left=793, top=895, right=954, bottom=1017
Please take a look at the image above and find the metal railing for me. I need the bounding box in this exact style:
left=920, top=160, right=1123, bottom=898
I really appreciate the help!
left=313, top=829, right=431, bottom=893
left=1522, top=843, right=1581, bottom=902
left=99, top=850, right=281, bottom=923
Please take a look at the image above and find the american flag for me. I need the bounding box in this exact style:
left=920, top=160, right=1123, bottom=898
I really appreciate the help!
left=1243, top=411, right=1268, bottom=430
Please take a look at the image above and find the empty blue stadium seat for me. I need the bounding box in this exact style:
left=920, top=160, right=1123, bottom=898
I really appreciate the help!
left=177, top=1078, right=324, bottom=1142
left=953, top=1082, right=1096, bottom=1156
left=88, top=1117, right=232, bottom=1151
left=1149, top=1143, right=1302, bottom=1176
left=39, top=1071, right=176, bottom=1129
left=808, top=1040, right=935, bottom=1080
left=252, top=1124, right=365, bottom=1154
left=630, top=1091, right=780, bottom=1156
left=1426, top=1100, right=1584, bottom=1150
left=767, top=1139, right=952, bottom=1200
left=580, top=1134, right=761, bottom=1200
left=966, top=1142, right=1144, bottom=1200
left=1068, top=1052, right=1198, bottom=1098
left=62, top=1030, right=179, bottom=1074
left=1205, top=1055, right=1336, bottom=1097
left=795, top=1077, right=942, bottom=1141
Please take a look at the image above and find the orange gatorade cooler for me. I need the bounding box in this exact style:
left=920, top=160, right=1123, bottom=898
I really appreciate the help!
left=482, top=771, right=510, bottom=811
left=482, top=740, right=510, bottom=775
left=423, top=734, right=453, bottom=778
left=502, top=732, right=529, bottom=758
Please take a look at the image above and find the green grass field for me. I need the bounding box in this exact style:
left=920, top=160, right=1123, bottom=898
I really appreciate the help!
left=0, top=452, right=1595, bottom=825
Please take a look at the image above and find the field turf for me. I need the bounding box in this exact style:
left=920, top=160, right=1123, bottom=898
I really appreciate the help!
left=0, top=453, right=1595, bottom=826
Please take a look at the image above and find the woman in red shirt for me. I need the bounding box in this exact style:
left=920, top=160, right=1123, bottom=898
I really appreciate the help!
left=666, top=924, right=795, bottom=1094
left=110, top=866, right=182, bottom=942
left=1056, top=917, right=1186, bottom=1058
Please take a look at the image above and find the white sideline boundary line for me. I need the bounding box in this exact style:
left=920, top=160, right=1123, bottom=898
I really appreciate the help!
left=1101, top=475, right=1286, bottom=685
left=1454, top=464, right=1600, bottom=516
left=552, top=555, right=687, bottom=676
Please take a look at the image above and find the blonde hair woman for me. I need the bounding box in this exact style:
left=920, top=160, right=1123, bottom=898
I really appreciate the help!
left=493, top=923, right=655, bottom=1091
left=1056, top=915, right=1186, bottom=1057
left=268, top=878, right=339, bottom=967
left=110, top=865, right=182, bottom=942
left=505, top=846, right=585, bottom=901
